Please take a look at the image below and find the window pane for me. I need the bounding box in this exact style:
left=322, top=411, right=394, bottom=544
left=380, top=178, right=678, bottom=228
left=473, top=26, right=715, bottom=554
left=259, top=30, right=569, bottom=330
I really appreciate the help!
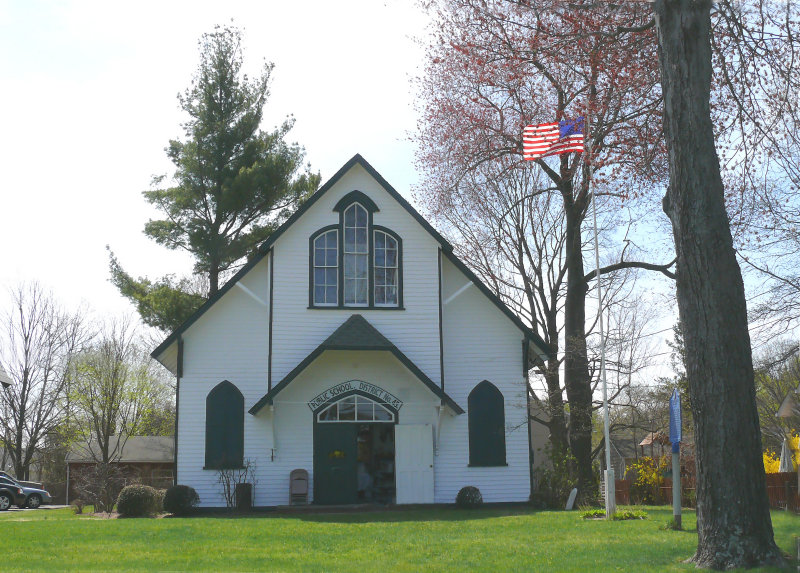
left=385, top=235, right=397, bottom=250
left=374, top=405, right=392, bottom=421
left=357, top=399, right=374, bottom=421
left=345, top=205, right=356, bottom=227
left=375, top=248, right=385, bottom=267
left=344, top=278, right=355, bottom=304
left=355, top=229, right=368, bottom=252
left=314, top=285, right=325, bottom=303
left=356, top=253, right=367, bottom=274
left=386, top=248, right=397, bottom=267
left=325, top=248, right=337, bottom=266
left=375, top=287, right=385, bottom=305
left=375, top=268, right=386, bottom=285
left=375, top=232, right=385, bottom=249
left=385, top=268, right=397, bottom=286
left=326, top=231, right=337, bottom=249
left=345, top=229, right=355, bottom=252
left=326, top=286, right=337, bottom=302
left=339, top=397, right=355, bottom=420
left=319, top=404, right=337, bottom=421
left=385, top=286, right=397, bottom=305
left=314, top=235, right=326, bottom=249
left=355, top=278, right=368, bottom=304
left=355, top=204, right=367, bottom=227
left=325, top=268, right=337, bottom=285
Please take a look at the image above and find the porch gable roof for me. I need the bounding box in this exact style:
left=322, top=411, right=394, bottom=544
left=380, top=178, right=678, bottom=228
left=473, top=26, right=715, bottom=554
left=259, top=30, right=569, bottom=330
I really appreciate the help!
left=249, top=314, right=464, bottom=415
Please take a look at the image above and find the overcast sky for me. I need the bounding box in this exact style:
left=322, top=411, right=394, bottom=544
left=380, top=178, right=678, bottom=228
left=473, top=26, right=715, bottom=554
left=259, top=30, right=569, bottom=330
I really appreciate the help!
left=0, top=0, right=429, bottom=317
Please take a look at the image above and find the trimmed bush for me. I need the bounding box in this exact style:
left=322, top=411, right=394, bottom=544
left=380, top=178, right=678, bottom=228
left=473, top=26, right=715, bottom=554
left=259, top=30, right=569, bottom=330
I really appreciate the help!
left=163, top=484, right=200, bottom=515
left=116, top=484, right=160, bottom=517
left=455, top=486, right=483, bottom=508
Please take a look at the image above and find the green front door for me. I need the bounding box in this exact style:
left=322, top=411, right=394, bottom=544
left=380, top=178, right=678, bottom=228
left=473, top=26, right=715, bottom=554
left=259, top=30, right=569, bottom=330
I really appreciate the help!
left=313, top=423, right=358, bottom=504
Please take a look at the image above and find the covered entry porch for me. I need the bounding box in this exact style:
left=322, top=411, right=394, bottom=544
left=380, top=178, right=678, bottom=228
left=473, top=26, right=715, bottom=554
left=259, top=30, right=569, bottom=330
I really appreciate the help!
left=249, top=315, right=463, bottom=505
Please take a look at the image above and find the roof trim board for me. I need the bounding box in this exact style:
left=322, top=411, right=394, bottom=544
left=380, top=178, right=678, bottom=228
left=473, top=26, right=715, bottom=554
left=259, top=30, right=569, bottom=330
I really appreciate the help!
left=249, top=314, right=464, bottom=415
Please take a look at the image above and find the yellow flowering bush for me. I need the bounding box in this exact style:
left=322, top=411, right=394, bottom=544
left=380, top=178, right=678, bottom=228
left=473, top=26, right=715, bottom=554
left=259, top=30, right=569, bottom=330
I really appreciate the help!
left=763, top=431, right=799, bottom=473
left=629, top=455, right=671, bottom=504
left=763, top=450, right=781, bottom=474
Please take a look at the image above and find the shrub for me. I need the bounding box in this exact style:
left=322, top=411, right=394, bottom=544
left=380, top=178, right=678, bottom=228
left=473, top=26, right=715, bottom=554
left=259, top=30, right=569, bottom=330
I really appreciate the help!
left=581, top=508, right=648, bottom=520
left=71, top=499, right=85, bottom=515
left=533, top=443, right=579, bottom=508
left=116, top=484, right=160, bottom=517
left=629, top=455, right=670, bottom=504
left=455, top=486, right=483, bottom=508
left=163, top=484, right=200, bottom=515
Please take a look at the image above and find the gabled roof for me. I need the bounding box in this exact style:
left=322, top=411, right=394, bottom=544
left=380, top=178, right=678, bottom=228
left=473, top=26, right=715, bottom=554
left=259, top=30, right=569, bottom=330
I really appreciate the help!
left=152, top=154, right=550, bottom=364
left=250, top=314, right=464, bottom=415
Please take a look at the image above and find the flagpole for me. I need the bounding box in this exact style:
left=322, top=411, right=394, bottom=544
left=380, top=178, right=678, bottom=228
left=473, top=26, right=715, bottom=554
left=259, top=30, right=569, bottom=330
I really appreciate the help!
left=587, top=117, right=615, bottom=518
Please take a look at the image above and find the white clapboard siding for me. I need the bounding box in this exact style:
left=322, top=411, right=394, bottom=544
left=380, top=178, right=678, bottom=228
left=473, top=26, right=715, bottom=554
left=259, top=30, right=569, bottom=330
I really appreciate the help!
left=437, top=255, right=531, bottom=503
left=171, top=159, right=536, bottom=507
left=176, top=257, right=272, bottom=507
left=269, top=164, right=442, bottom=388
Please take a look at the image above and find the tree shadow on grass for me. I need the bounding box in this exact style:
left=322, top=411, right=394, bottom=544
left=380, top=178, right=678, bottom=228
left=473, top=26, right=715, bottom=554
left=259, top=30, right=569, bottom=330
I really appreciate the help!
left=185, top=503, right=546, bottom=523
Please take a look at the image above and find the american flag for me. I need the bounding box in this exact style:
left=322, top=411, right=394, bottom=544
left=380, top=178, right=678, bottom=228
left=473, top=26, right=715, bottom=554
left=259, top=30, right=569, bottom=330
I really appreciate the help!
left=523, top=118, right=585, bottom=160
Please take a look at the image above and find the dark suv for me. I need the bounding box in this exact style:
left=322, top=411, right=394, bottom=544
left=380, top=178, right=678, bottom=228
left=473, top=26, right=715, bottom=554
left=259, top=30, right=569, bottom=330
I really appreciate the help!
left=0, top=479, right=25, bottom=511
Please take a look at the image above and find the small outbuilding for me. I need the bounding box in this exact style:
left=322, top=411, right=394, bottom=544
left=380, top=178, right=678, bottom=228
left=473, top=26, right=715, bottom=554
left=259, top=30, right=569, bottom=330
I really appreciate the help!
left=65, top=436, right=174, bottom=503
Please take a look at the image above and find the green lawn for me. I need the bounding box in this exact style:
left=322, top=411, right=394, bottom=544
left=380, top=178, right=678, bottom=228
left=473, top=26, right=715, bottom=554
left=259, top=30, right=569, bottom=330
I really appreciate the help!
left=2, top=506, right=797, bottom=572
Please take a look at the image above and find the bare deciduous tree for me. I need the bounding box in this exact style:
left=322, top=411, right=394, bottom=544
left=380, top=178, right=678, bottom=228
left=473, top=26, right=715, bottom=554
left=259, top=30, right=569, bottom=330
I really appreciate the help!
left=0, top=283, right=89, bottom=480
left=69, top=318, right=171, bottom=510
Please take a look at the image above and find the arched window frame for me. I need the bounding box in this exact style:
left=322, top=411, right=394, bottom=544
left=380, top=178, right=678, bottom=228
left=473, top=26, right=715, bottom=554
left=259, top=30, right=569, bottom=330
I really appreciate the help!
left=373, top=226, right=402, bottom=308
left=316, top=393, right=396, bottom=423
left=467, top=380, right=507, bottom=467
left=342, top=202, right=369, bottom=306
left=309, top=191, right=403, bottom=309
left=204, top=380, right=245, bottom=470
left=309, top=225, right=339, bottom=307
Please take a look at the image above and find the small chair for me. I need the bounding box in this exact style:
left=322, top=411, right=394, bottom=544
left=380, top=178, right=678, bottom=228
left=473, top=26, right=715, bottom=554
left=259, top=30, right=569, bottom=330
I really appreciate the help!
left=290, top=469, right=308, bottom=505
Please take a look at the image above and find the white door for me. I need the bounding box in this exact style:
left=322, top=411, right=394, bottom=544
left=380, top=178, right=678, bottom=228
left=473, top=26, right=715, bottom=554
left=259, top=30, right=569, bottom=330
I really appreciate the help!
left=395, top=424, right=434, bottom=504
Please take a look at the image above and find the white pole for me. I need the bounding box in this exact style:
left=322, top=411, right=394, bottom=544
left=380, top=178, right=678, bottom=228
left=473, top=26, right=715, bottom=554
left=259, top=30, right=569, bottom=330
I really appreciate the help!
left=589, top=149, right=615, bottom=518
left=672, top=448, right=681, bottom=528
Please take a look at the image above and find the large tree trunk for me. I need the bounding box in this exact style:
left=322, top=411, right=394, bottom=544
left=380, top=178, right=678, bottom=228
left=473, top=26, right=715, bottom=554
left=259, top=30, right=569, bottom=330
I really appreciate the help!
left=562, top=201, right=595, bottom=498
left=654, top=0, right=783, bottom=567
left=543, top=358, right=569, bottom=455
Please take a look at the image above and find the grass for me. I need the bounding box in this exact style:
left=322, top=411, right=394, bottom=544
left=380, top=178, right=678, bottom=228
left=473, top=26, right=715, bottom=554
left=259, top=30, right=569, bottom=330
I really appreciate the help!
left=1, top=506, right=797, bottom=572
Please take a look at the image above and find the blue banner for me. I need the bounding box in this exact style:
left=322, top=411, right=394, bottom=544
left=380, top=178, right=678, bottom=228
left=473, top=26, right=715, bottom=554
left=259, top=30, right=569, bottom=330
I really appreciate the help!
left=669, top=389, right=682, bottom=449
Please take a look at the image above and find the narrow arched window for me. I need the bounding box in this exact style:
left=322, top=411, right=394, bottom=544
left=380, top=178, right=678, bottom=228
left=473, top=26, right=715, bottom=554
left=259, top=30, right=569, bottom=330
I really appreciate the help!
left=374, top=230, right=399, bottom=306
left=343, top=203, right=368, bottom=305
left=312, top=229, right=338, bottom=305
left=205, top=380, right=244, bottom=469
left=468, top=381, right=506, bottom=466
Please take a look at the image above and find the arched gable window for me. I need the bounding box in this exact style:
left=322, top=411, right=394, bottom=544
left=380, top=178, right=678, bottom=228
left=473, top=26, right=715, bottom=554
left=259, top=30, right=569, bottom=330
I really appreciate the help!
left=343, top=203, right=369, bottom=305
left=309, top=191, right=403, bottom=309
left=468, top=381, right=507, bottom=466
left=205, top=380, right=244, bottom=469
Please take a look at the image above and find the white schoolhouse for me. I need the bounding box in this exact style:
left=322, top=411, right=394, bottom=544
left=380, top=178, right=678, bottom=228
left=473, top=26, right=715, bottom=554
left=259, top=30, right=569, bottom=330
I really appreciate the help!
left=152, top=155, right=550, bottom=507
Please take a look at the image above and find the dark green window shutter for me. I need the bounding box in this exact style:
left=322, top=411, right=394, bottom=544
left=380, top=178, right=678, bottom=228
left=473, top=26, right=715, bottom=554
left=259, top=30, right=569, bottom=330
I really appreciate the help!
left=205, top=380, right=245, bottom=469
left=468, top=381, right=506, bottom=466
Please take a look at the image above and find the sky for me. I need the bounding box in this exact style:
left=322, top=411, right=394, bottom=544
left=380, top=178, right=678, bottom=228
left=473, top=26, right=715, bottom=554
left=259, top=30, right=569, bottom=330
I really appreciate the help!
left=0, top=0, right=429, bottom=318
